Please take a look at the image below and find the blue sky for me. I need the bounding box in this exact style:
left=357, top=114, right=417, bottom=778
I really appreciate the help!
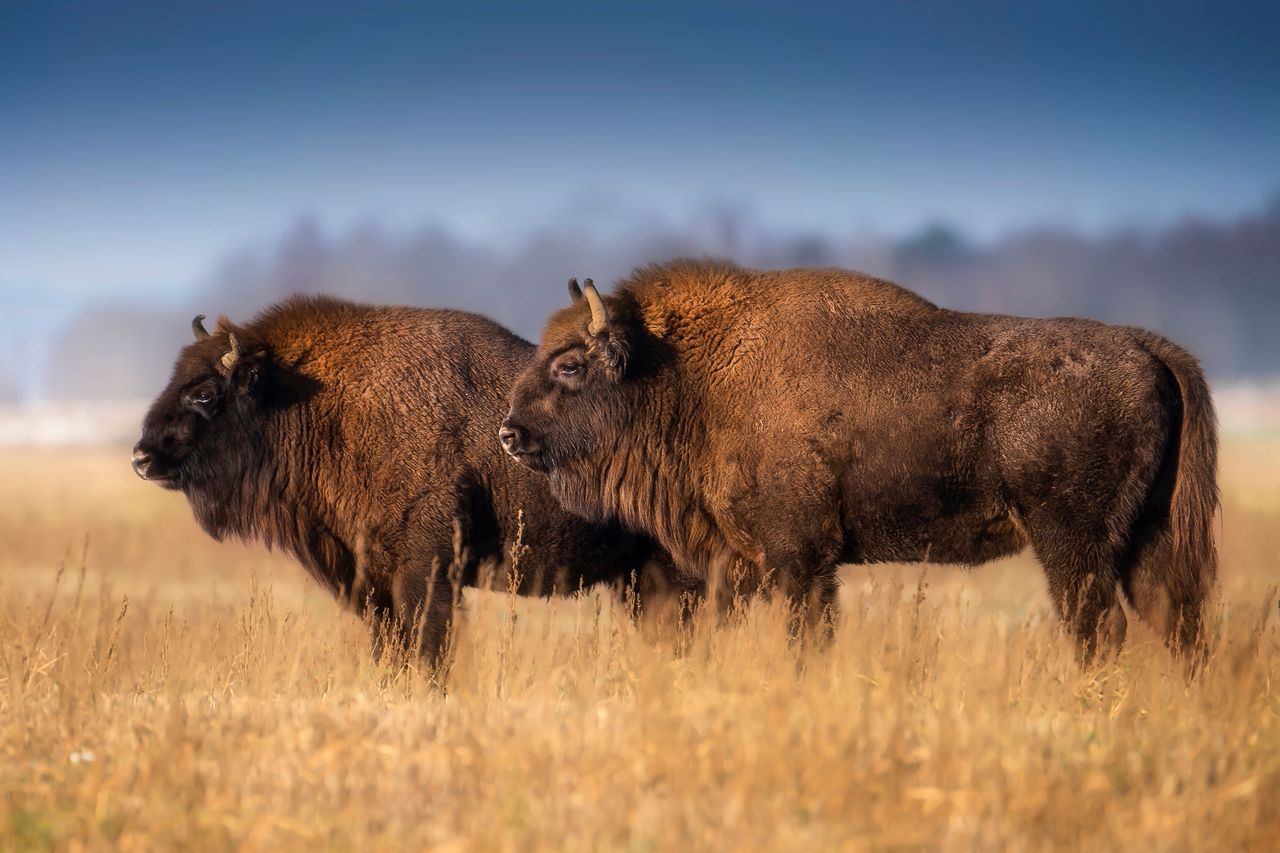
left=2, top=0, right=1278, bottom=297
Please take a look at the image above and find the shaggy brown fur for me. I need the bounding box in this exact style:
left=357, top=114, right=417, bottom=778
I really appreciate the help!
left=134, top=296, right=681, bottom=666
left=503, top=261, right=1219, bottom=660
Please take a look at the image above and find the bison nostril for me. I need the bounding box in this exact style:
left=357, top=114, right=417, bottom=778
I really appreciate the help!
left=131, top=446, right=153, bottom=479
left=131, top=445, right=157, bottom=479
left=498, top=424, right=522, bottom=453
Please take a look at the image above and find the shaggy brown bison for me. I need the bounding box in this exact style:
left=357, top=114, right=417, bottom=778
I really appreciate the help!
left=133, top=296, right=680, bottom=666
left=502, top=261, right=1218, bottom=660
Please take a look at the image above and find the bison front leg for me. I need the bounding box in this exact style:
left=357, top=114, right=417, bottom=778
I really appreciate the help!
left=621, top=557, right=707, bottom=628
left=746, top=460, right=844, bottom=648
left=770, top=552, right=840, bottom=648
left=758, top=523, right=843, bottom=647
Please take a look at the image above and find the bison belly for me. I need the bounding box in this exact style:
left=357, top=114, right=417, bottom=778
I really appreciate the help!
left=840, top=480, right=1028, bottom=566
left=835, top=423, right=1026, bottom=566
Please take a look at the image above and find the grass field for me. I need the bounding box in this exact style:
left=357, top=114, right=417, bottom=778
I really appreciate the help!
left=1, top=440, right=1278, bottom=850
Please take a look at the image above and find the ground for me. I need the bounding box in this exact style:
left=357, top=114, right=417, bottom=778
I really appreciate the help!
left=0, top=441, right=1277, bottom=850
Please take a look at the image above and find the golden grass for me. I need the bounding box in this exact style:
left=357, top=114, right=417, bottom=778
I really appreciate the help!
left=1, top=443, right=1278, bottom=850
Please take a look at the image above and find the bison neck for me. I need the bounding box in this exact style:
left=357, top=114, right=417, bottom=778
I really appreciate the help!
left=548, top=393, right=725, bottom=577
left=186, top=409, right=370, bottom=610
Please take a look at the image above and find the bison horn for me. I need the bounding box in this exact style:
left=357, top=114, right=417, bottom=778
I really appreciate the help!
left=221, top=332, right=241, bottom=371
left=582, top=278, right=608, bottom=336
left=192, top=315, right=210, bottom=341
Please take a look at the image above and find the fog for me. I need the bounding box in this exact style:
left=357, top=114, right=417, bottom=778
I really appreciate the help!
left=40, top=192, right=1280, bottom=401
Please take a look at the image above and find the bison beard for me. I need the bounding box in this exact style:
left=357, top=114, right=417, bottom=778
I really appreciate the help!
left=134, top=297, right=680, bottom=669
left=504, top=262, right=1219, bottom=663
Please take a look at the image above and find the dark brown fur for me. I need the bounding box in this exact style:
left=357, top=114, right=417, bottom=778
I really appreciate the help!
left=134, top=296, right=682, bottom=666
left=504, top=260, right=1219, bottom=660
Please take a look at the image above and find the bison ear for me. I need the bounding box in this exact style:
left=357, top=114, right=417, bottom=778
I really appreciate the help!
left=587, top=327, right=630, bottom=383
left=230, top=355, right=268, bottom=397
left=601, top=336, right=630, bottom=383
left=221, top=339, right=269, bottom=397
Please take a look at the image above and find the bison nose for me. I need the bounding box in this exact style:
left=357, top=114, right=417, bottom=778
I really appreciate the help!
left=131, top=445, right=153, bottom=480
left=498, top=420, right=523, bottom=455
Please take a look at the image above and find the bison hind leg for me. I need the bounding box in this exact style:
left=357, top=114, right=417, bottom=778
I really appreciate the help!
left=1120, top=527, right=1211, bottom=665
left=1029, top=526, right=1128, bottom=665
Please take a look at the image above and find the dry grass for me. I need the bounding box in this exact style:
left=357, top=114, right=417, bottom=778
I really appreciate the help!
left=1, top=443, right=1278, bottom=850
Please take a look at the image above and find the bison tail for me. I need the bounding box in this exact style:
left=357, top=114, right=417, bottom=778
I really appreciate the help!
left=1136, top=332, right=1220, bottom=657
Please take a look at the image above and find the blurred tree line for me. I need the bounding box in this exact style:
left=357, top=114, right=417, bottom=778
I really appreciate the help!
left=46, top=194, right=1280, bottom=400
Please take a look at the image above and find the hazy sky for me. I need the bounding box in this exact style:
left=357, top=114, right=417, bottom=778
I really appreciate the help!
left=2, top=0, right=1278, bottom=296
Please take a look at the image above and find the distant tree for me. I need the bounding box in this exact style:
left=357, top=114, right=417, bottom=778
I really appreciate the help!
left=39, top=192, right=1280, bottom=399
left=893, top=223, right=974, bottom=270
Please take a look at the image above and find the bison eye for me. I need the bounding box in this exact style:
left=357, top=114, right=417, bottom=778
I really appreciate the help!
left=554, top=361, right=584, bottom=380
left=187, top=388, right=218, bottom=413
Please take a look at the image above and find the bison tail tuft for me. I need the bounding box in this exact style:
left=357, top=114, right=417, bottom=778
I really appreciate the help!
left=1138, top=331, right=1220, bottom=657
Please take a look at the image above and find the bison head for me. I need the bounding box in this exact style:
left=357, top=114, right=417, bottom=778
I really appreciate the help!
left=132, top=315, right=270, bottom=497
left=502, top=278, right=638, bottom=479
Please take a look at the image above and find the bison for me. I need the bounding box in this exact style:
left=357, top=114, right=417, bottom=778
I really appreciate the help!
left=501, top=261, right=1218, bottom=660
left=133, top=296, right=681, bottom=666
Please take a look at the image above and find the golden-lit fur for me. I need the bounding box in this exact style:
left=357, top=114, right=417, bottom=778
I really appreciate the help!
left=136, top=296, right=680, bottom=664
left=507, top=260, right=1219, bottom=659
